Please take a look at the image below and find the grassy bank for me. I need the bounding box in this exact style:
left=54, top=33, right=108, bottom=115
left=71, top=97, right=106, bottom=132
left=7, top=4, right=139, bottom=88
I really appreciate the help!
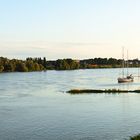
left=67, top=89, right=140, bottom=94
left=130, top=134, right=140, bottom=140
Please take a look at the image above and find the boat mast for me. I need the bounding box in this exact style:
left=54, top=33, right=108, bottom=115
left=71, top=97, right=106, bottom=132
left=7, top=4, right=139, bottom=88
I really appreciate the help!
left=127, top=50, right=129, bottom=76
left=122, top=47, right=125, bottom=78
left=138, top=59, right=140, bottom=77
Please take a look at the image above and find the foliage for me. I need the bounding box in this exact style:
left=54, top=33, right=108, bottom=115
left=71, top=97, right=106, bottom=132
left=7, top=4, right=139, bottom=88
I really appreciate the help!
left=0, top=57, right=45, bottom=72
left=15, top=62, right=28, bottom=72
left=0, top=65, right=4, bottom=72
left=55, top=59, right=79, bottom=70
left=0, top=56, right=140, bottom=72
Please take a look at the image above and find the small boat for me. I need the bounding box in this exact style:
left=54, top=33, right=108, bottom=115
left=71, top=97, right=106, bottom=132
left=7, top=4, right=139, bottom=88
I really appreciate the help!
left=117, top=47, right=134, bottom=83
left=118, top=74, right=134, bottom=83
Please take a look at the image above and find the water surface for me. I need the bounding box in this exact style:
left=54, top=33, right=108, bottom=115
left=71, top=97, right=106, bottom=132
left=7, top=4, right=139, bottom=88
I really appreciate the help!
left=1, top=68, right=140, bottom=140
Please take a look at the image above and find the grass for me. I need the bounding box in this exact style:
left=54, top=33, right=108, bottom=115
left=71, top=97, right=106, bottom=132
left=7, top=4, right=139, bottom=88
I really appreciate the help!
left=67, top=89, right=140, bottom=94
left=130, top=134, right=140, bottom=140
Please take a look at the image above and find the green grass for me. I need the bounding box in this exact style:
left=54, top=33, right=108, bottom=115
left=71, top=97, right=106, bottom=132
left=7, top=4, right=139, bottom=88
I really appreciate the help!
left=67, top=89, right=140, bottom=94
left=130, top=134, right=140, bottom=140
left=67, top=89, right=127, bottom=94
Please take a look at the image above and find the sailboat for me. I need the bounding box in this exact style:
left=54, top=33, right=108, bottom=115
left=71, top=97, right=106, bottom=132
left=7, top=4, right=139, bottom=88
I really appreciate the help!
left=117, top=48, right=134, bottom=83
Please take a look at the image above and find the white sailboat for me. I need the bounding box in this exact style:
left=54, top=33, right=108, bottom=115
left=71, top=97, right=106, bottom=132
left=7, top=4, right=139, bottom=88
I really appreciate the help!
left=118, top=48, right=134, bottom=83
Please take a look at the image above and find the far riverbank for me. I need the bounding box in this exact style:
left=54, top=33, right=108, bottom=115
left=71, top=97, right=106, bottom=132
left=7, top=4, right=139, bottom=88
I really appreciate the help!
left=0, top=56, right=140, bottom=72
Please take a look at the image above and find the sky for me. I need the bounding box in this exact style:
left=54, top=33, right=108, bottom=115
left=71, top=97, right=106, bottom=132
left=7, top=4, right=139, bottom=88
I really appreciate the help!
left=0, top=0, right=140, bottom=60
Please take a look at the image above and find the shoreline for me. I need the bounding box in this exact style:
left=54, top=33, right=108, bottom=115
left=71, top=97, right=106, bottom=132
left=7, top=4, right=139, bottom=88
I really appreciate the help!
left=0, top=56, right=140, bottom=72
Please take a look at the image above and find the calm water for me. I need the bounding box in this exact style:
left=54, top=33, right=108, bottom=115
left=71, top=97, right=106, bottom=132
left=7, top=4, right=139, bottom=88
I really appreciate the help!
left=1, top=68, right=140, bottom=140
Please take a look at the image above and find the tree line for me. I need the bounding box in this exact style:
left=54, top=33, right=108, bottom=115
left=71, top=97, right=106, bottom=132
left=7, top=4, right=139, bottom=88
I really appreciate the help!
left=0, top=57, right=45, bottom=72
left=0, top=57, right=140, bottom=72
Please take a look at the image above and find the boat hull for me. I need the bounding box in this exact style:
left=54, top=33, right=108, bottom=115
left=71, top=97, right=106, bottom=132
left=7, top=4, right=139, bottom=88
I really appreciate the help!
left=118, top=77, right=133, bottom=83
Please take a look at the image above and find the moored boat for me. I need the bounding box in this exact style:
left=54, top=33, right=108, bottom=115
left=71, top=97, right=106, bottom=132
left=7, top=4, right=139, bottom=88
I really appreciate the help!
left=118, top=75, right=134, bottom=83
left=117, top=47, right=134, bottom=83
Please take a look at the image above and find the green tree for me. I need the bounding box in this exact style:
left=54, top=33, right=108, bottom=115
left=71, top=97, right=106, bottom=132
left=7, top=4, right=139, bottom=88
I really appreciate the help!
left=0, top=65, right=4, bottom=72
left=43, top=57, right=47, bottom=68
left=4, top=63, right=15, bottom=72
left=26, top=60, right=35, bottom=71
left=15, top=62, right=28, bottom=72
left=34, top=63, right=40, bottom=71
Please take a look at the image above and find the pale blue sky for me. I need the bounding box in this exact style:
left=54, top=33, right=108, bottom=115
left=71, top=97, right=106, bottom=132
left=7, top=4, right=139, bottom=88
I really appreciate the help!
left=0, top=0, right=140, bottom=59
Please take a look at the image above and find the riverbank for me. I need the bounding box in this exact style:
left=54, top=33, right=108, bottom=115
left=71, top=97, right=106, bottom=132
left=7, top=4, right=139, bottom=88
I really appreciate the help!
left=0, top=56, right=140, bottom=72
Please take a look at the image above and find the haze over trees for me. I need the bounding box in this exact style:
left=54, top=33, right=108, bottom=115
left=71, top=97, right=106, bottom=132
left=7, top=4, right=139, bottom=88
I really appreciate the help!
left=0, top=57, right=140, bottom=72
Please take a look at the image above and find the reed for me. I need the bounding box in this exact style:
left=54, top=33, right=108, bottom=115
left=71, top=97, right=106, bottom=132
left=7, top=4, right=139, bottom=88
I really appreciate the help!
left=67, top=89, right=140, bottom=94
left=130, top=134, right=140, bottom=140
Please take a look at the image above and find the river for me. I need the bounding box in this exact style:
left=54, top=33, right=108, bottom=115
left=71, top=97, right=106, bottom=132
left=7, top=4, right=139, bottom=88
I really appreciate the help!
left=0, top=68, right=140, bottom=140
